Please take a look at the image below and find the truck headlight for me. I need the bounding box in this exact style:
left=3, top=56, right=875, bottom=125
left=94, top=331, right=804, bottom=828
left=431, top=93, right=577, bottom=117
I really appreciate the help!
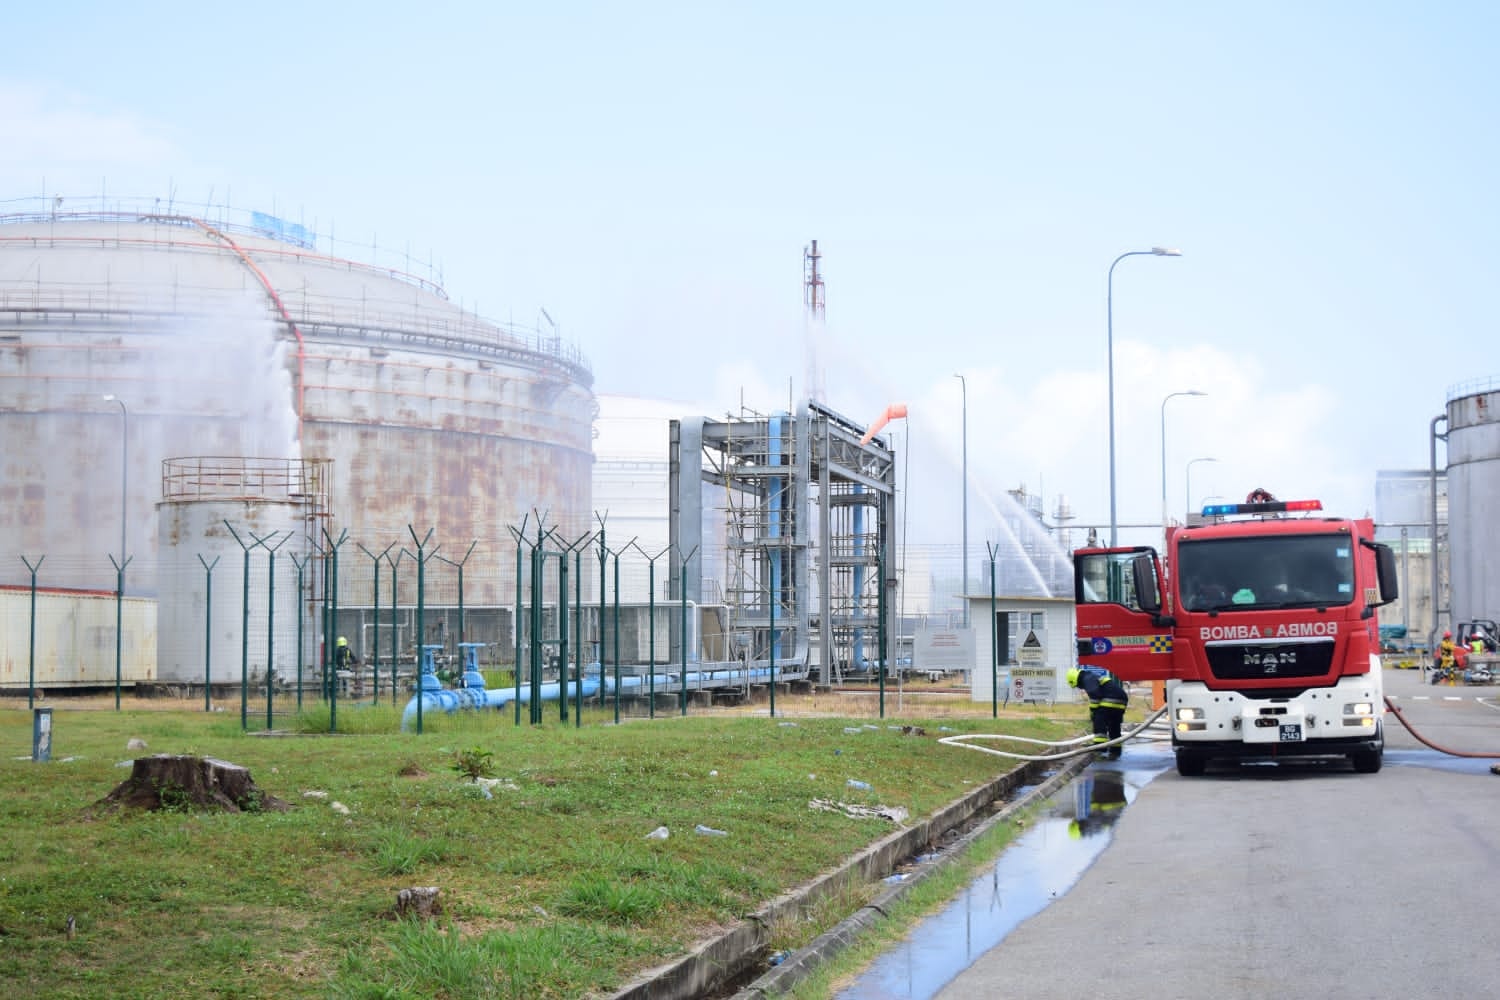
left=1343, top=702, right=1374, bottom=716
left=1176, top=707, right=1204, bottom=722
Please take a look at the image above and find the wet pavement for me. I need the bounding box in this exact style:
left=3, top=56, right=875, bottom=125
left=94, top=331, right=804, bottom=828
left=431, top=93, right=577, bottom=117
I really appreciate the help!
left=832, top=742, right=1173, bottom=1000
left=829, top=669, right=1500, bottom=1000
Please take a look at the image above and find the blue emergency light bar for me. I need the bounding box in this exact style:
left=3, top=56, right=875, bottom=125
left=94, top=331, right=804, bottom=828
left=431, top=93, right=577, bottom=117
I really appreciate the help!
left=1201, top=499, right=1323, bottom=517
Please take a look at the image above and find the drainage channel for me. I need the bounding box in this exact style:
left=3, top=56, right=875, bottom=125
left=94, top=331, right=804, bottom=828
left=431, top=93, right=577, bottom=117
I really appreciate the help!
left=618, top=753, right=1084, bottom=1000
left=827, top=744, right=1171, bottom=1000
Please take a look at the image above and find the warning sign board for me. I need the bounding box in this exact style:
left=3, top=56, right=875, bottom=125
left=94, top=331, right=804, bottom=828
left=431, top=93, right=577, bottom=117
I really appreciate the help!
left=914, top=626, right=975, bottom=671
left=1010, top=630, right=1053, bottom=703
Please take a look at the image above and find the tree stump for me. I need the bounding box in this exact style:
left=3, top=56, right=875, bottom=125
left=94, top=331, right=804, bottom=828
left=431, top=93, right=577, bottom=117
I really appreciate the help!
left=395, top=886, right=443, bottom=920
left=94, top=755, right=290, bottom=813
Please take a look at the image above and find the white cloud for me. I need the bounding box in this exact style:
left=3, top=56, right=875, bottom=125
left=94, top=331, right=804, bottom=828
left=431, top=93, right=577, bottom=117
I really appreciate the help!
left=857, top=338, right=1369, bottom=553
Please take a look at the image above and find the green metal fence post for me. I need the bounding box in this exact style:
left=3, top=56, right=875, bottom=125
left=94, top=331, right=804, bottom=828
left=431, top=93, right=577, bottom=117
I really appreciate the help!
left=768, top=551, right=777, bottom=718
left=21, top=556, right=44, bottom=711
left=612, top=546, right=623, bottom=724
left=631, top=542, right=670, bottom=720
left=386, top=549, right=406, bottom=707
left=877, top=532, right=887, bottom=720
left=511, top=516, right=529, bottom=726
left=406, top=526, right=437, bottom=734
left=676, top=544, right=698, bottom=717
left=288, top=553, right=308, bottom=712
left=988, top=541, right=1000, bottom=718
left=196, top=555, right=220, bottom=711
left=574, top=542, right=585, bottom=727
left=357, top=542, right=395, bottom=705
left=222, top=522, right=261, bottom=730
left=109, top=554, right=132, bottom=711
left=261, top=532, right=290, bottom=729
left=530, top=525, right=544, bottom=726
left=320, top=529, right=350, bottom=732
left=596, top=516, right=608, bottom=708
left=558, top=548, right=570, bottom=723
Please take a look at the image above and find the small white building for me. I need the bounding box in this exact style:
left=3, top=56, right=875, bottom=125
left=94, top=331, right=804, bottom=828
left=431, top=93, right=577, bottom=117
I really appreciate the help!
left=962, top=595, right=1076, bottom=704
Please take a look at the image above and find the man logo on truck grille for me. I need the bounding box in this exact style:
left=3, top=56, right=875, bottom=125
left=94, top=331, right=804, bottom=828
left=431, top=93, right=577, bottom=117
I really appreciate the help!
left=1244, top=649, right=1296, bottom=672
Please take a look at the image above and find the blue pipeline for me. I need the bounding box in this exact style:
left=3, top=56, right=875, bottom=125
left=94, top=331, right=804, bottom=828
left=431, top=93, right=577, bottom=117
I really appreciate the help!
left=400, top=675, right=601, bottom=731
left=399, top=658, right=806, bottom=731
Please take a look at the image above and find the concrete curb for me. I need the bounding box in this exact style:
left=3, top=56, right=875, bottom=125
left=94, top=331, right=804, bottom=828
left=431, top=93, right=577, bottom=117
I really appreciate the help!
left=608, top=752, right=1090, bottom=1000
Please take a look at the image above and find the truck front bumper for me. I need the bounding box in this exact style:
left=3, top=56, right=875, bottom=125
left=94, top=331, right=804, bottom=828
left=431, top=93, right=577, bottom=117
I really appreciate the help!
left=1169, top=681, right=1383, bottom=758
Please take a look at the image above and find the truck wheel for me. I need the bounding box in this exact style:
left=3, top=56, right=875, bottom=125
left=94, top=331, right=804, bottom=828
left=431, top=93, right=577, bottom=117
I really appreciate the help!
left=1351, top=747, right=1383, bottom=773
left=1175, top=749, right=1206, bottom=777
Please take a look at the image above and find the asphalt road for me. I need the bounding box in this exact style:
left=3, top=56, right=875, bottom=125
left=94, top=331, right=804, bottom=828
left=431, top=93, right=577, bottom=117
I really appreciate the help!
left=934, top=669, right=1500, bottom=1000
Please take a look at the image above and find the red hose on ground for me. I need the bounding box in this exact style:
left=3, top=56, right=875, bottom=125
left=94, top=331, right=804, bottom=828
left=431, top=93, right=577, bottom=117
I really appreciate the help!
left=1383, top=696, right=1500, bottom=759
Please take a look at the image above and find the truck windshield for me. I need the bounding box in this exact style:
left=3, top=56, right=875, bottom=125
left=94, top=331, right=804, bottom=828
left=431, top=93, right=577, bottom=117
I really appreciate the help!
left=1177, top=533, right=1355, bottom=612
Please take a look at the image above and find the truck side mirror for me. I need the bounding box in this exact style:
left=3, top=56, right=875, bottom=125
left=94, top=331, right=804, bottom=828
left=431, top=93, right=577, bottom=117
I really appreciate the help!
left=1373, top=543, right=1398, bottom=607
left=1132, top=553, right=1161, bottom=614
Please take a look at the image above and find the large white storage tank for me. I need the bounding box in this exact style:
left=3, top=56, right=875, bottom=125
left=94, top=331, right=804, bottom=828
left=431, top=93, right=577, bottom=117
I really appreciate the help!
left=0, top=197, right=595, bottom=691
left=156, top=458, right=322, bottom=687
left=1446, top=379, right=1500, bottom=626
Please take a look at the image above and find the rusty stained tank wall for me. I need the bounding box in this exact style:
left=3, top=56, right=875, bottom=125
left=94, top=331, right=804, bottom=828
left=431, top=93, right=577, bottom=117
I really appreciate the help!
left=293, top=331, right=594, bottom=612
left=1446, top=381, right=1500, bottom=626
left=0, top=302, right=297, bottom=596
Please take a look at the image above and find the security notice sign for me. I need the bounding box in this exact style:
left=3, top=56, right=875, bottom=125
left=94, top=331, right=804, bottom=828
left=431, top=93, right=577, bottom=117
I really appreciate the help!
left=1010, top=630, right=1053, bottom=703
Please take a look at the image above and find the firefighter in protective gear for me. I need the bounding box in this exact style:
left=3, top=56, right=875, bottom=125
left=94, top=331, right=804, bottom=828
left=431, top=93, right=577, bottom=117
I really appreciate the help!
left=1068, top=664, right=1129, bottom=759
left=334, top=635, right=358, bottom=670
left=1435, top=631, right=1458, bottom=682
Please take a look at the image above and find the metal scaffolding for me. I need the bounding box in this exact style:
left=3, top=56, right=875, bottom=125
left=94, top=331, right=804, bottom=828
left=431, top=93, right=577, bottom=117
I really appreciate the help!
left=669, top=400, right=897, bottom=685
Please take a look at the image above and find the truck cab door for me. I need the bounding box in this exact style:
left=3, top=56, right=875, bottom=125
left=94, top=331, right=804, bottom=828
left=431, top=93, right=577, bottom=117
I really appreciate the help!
left=1074, top=546, right=1178, bottom=682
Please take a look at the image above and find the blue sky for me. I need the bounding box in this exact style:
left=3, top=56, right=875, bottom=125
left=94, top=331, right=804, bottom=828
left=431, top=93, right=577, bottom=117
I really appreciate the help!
left=4, top=2, right=1495, bottom=550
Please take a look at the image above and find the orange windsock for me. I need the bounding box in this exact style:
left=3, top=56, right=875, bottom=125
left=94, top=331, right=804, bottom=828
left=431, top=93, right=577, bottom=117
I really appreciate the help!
left=859, top=403, right=909, bottom=446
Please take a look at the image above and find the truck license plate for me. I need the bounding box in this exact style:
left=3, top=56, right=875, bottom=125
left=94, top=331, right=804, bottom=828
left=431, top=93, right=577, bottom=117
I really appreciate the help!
left=1279, top=723, right=1303, bottom=742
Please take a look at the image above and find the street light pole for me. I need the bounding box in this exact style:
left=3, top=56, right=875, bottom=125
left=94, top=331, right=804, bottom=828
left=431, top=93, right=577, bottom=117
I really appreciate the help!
left=954, top=373, right=967, bottom=627
left=103, top=394, right=128, bottom=711
left=1160, top=390, right=1206, bottom=530
left=1107, top=247, right=1182, bottom=546
left=1186, top=457, right=1218, bottom=520
left=103, top=394, right=128, bottom=567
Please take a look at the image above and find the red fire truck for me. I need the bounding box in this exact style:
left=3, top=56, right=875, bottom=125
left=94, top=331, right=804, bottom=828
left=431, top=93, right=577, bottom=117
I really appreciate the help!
left=1073, top=493, right=1399, bottom=776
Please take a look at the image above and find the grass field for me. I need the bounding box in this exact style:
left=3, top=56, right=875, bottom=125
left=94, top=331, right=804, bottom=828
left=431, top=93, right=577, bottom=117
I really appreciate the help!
left=0, top=690, right=1085, bottom=999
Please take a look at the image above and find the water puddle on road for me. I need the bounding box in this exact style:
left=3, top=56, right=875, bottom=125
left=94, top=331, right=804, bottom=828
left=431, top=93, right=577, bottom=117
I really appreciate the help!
left=1385, top=747, right=1497, bottom=777
left=833, top=745, right=1172, bottom=1000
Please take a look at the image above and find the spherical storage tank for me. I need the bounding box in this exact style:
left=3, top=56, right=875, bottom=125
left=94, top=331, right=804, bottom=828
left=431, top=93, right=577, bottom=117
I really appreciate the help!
left=0, top=197, right=595, bottom=686
left=1446, top=378, right=1500, bottom=627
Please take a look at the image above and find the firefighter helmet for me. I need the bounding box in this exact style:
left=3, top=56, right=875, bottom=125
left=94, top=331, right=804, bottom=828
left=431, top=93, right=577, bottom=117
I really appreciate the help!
left=337, top=636, right=348, bottom=647
left=1066, top=667, right=1081, bottom=687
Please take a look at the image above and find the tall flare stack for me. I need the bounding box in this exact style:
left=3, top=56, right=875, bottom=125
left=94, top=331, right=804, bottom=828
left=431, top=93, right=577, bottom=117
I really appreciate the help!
left=803, top=239, right=826, bottom=404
